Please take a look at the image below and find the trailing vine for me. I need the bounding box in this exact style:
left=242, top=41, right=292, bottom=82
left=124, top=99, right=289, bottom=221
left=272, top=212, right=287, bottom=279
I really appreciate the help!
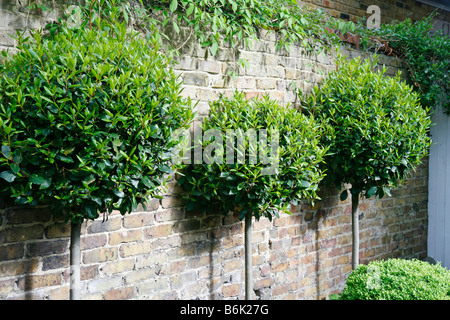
left=19, top=0, right=448, bottom=114
left=141, top=0, right=343, bottom=56
left=355, top=13, right=450, bottom=114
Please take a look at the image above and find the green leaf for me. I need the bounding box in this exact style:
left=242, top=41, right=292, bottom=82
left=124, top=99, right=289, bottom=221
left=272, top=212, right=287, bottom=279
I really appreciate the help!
left=123, top=9, right=129, bottom=25
left=186, top=4, right=195, bottom=16
left=238, top=209, right=247, bottom=221
left=13, top=152, right=23, bottom=165
left=158, top=165, right=172, bottom=174
left=10, top=163, right=20, bottom=174
left=40, top=177, right=52, bottom=190
left=186, top=200, right=195, bottom=211
left=1, top=144, right=11, bottom=159
left=340, top=189, right=348, bottom=201
left=84, top=204, right=97, bottom=219
left=28, top=47, right=40, bottom=61
left=210, top=42, right=219, bottom=56
left=220, top=172, right=230, bottom=178
left=173, top=20, right=180, bottom=34
left=56, top=154, right=74, bottom=163
left=114, top=189, right=125, bottom=198
left=83, top=175, right=96, bottom=185
left=366, top=186, right=378, bottom=198
left=141, top=176, right=154, bottom=189
left=0, top=170, right=16, bottom=182
left=30, top=174, right=48, bottom=185
left=382, top=186, right=392, bottom=197
left=300, top=180, right=311, bottom=188
left=169, top=0, right=178, bottom=13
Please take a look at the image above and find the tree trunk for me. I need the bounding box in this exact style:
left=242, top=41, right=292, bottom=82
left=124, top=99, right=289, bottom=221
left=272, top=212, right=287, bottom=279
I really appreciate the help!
left=70, top=222, right=82, bottom=300
left=244, top=213, right=253, bottom=300
left=351, top=191, right=360, bottom=270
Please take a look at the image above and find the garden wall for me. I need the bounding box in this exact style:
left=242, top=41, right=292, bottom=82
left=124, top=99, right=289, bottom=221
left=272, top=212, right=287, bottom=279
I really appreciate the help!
left=0, top=2, right=429, bottom=300
left=299, top=0, right=450, bottom=26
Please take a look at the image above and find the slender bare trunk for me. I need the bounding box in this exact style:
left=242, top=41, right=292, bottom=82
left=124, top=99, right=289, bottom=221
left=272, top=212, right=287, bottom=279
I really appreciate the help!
left=351, top=192, right=359, bottom=270
left=70, top=222, right=82, bottom=300
left=244, top=213, right=252, bottom=300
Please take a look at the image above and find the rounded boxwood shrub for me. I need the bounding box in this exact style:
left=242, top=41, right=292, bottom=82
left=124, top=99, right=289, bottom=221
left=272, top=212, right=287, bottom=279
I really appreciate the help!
left=339, top=258, right=450, bottom=300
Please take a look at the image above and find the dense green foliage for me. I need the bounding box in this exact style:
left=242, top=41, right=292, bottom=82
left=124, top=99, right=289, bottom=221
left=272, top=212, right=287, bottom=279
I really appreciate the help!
left=178, top=91, right=327, bottom=221
left=302, top=56, right=431, bottom=199
left=0, top=3, right=194, bottom=223
left=357, top=14, right=450, bottom=113
left=143, top=0, right=341, bottom=55
left=339, top=259, right=450, bottom=300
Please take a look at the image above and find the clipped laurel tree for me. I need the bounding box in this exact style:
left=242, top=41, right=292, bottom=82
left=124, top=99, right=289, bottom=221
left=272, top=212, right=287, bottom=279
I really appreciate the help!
left=178, top=91, right=327, bottom=299
left=302, top=56, right=431, bottom=270
left=0, top=2, right=193, bottom=299
left=339, top=258, right=450, bottom=300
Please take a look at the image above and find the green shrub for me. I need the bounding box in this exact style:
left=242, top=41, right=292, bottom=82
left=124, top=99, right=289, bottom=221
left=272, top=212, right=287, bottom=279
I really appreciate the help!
left=0, top=6, right=194, bottom=224
left=357, top=14, right=450, bottom=113
left=339, top=259, right=450, bottom=300
left=302, top=55, right=431, bottom=268
left=178, top=91, right=327, bottom=221
left=303, top=55, right=431, bottom=199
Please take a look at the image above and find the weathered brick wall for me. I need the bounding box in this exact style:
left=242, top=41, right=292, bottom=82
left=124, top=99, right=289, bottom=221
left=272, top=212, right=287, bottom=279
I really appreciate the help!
left=298, top=0, right=450, bottom=25
left=0, top=2, right=429, bottom=300
left=0, top=0, right=71, bottom=55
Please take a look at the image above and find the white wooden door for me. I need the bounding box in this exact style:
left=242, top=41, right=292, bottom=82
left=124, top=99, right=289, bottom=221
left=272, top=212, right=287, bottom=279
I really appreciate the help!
left=428, top=106, right=450, bottom=269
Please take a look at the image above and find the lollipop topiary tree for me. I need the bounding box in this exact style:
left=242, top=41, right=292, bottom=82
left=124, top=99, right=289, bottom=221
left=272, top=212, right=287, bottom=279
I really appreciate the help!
left=302, top=56, right=431, bottom=269
left=0, top=0, right=194, bottom=299
left=178, top=91, right=327, bottom=299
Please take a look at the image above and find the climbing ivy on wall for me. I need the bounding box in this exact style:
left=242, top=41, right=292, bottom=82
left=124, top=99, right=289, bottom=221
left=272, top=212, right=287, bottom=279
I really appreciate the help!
left=142, top=0, right=343, bottom=55
left=355, top=13, right=450, bottom=113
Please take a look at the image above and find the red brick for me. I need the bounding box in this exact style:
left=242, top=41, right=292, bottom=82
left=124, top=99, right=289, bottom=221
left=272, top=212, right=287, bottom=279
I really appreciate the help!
left=109, top=229, right=143, bottom=245
left=123, top=212, right=154, bottom=228
left=17, top=272, right=61, bottom=291
left=104, top=287, right=134, bottom=300
left=26, top=240, right=68, bottom=257
left=0, top=259, right=39, bottom=277
left=254, top=278, right=273, bottom=290
left=45, top=223, right=71, bottom=238
left=1, top=225, right=44, bottom=242
left=5, top=207, right=50, bottom=224
left=0, top=243, right=24, bottom=261
left=0, top=278, right=14, bottom=296
left=155, top=209, right=184, bottom=222
left=321, top=238, right=337, bottom=248
left=222, top=284, right=240, bottom=298
left=144, top=224, right=172, bottom=238
left=82, top=234, right=107, bottom=250
left=83, top=247, right=118, bottom=264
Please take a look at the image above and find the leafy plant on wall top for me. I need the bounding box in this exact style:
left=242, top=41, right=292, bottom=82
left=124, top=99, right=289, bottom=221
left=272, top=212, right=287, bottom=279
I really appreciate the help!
left=142, top=0, right=343, bottom=57
left=302, top=56, right=431, bottom=269
left=0, top=0, right=194, bottom=299
left=357, top=13, right=450, bottom=113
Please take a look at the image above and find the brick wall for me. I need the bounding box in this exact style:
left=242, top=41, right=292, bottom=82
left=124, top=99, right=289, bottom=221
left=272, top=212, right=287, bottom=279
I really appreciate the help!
left=298, top=0, right=450, bottom=24
left=0, top=2, right=429, bottom=300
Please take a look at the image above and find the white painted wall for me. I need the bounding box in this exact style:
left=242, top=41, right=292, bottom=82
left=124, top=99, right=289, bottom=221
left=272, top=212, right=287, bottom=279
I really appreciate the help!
left=427, top=107, right=450, bottom=269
